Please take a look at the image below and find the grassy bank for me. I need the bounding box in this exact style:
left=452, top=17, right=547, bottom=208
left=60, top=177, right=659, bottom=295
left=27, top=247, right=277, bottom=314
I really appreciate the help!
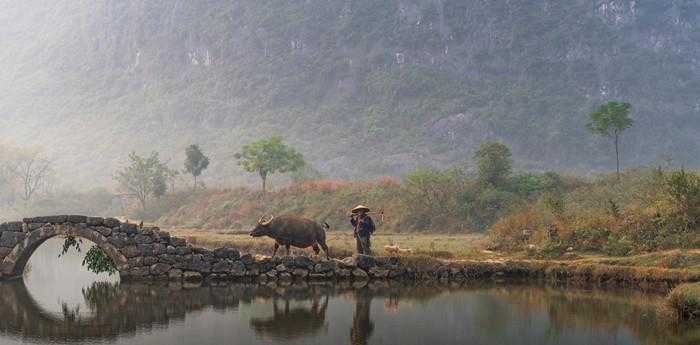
left=154, top=168, right=698, bottom=258
left=668, top=283, right=700, bottom=321
left=167, top=229, right=491, bottom=259
left=165, top=228, right=700, bottom=291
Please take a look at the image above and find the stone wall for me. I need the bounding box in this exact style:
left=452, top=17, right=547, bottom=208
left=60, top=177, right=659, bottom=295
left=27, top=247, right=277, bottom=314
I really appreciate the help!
left=0, top=215, right=696, bottom=290
left=0, top=215, right=411, bottom=283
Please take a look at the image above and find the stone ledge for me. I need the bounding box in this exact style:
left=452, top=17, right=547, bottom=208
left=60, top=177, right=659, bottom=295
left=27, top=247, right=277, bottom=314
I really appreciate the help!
left=1, top=215, right=697, bottom=294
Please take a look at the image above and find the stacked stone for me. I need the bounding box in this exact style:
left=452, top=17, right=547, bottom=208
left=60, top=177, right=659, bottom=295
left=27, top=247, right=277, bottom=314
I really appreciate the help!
left=0, top=215, right=413, bottom=282
left=0, top=221, right=25, bottom=263
left=219, top=254, right=409, bottom=285
left=0, top=215, right=514, bottom=284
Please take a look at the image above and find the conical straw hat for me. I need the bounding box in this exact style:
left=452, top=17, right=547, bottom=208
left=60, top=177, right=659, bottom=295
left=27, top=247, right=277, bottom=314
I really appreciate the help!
left=351, top=205, right=371, bottom=213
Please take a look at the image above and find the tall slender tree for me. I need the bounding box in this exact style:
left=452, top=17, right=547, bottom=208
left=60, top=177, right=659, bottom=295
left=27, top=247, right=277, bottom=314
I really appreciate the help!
left=184, top=144, right=210, bottom=190
left=587, top=101, right=634, bottom=179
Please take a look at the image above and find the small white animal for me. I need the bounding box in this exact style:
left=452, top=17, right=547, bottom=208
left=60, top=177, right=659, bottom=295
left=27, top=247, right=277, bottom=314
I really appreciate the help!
left=384, top=245, right=412, bottom=255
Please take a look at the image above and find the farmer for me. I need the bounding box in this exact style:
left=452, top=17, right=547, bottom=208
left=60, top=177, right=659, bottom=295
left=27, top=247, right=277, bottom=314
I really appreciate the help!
left=350, top=204, right=376, bottom=255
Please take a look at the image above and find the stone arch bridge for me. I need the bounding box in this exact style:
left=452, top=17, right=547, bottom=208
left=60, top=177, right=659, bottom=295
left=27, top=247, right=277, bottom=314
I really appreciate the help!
left=0, top=215, right=242, bottom=281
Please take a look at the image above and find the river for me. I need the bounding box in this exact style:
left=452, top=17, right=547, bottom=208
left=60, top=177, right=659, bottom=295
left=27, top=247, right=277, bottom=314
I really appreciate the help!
left=0, top=237, right=696, bottom=345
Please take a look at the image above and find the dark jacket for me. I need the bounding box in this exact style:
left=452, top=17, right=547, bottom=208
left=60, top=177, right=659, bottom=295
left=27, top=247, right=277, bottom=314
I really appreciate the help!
left=351, top=215, right=375, bottom=237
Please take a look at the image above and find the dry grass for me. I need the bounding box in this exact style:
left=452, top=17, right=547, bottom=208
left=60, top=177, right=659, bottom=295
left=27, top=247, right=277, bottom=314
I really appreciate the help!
left=165, top=227, right=700, bottom=271
left=166, top=228, right=493, bottom=260
left=667, top=283, right=700, bottom=320
left=592, top=249, right=700, bottom=269
left=164, top=227, right=700, bottom=290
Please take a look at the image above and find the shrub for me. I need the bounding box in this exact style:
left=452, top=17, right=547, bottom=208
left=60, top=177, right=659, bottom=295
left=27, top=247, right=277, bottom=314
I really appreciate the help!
left=664, top=169, right=700, bottom=228
left=572, top=228, right=611, bottom=252
left=401, top=167, right=466, bottom=230
left=602, top=234, right=634, bottom=256
left=667, top=283, right=700, bottom=321
left=536, top=240, right=569, bottom=258
left=462, top=185, right=518, bottom=231
left=659, top=252, right=690, bottom=269
left=488, top=209, right=543, bottom=250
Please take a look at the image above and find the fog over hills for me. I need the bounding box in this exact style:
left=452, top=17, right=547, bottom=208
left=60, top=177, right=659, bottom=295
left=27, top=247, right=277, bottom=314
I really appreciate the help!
left=1, top=0, right=699, bottom=189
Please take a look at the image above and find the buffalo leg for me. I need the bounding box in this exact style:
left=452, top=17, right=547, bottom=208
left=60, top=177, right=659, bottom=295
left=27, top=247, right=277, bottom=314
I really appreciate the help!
left=272, top=243, right=280, bottom=258
left=285, top=244, right=291, bottom=256
left=319, top=241, right=330, bottom=259
left=312, top=244, right=320, bottom=256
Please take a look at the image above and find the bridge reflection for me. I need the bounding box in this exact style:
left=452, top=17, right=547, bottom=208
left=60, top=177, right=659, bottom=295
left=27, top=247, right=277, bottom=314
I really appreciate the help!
left=0, top=280, right=446, bottom=343
left=0, top=281, right=240, bottom=341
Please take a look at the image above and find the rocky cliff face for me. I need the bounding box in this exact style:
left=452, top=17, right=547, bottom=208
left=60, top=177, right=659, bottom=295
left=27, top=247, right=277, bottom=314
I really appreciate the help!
left=0, top=0, right=698, bottom=186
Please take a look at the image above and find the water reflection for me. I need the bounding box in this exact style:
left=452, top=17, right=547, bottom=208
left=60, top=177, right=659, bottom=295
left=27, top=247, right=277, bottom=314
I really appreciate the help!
left=23, top=237, right=119, bottom=319
left=0, top=280, right=698, bottom=345
left=350, top=290, right=374, bottom=345
left=250, top=294, right=329, bottom=340
left=1, top=238, right=697, bottom=345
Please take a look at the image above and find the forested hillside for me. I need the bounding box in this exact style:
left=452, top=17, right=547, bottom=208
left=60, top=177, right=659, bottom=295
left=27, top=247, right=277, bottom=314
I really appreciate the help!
left=1, top=0, right=699, bottom=188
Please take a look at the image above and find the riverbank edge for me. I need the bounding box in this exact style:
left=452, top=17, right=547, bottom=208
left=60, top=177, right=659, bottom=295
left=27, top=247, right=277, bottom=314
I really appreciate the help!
left=124, top=254, right=700, bottom=319
left=2, top=215, right=697, bottom=320
left=120, top=254, right=699, bottom=293
left=668, top=282, right=700, bottom=321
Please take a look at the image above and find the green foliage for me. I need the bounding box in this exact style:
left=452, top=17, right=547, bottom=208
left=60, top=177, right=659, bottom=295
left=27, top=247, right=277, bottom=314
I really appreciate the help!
left=461, top=185, right=516, bottom=231
left=668, top=283, right=700, bottom=321
left=184, top=144, right=210, bottom=189
left=665, top=169, right=700, bottom=227
left=82, top=246, right=117, bottom=276
left=490, top=168, right=700, bottom=256
left=586, top=101, right=634, bottom=137
left=115, top=151, right=175, bottom=212
left=60, top=236, right=117, bottom=275
left=60, top=235, right=82, bottom=257
left=536, top=240, right=569, bottom=259
left=542, top=191, right=566, bottom=217
left=401, top=167, right=465, bottom=229
left=509, top=172, right=563, bottom=198
left=460, top=143, right=568, bottom=231
left=234, top=136, right=305, bottom=191
left=602, top=234, right=634, bottom=257
left=586, top=101, right=634, bottom=177
left=572, top=228, right=611, bottom=252
left=474, top=141, right=512, bottom=187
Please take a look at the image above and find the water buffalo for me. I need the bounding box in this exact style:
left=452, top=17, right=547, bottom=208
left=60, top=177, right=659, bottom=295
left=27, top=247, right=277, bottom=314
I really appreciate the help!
left=250, top=296, right=329, bottom=339
left=250, top=215, right=330, bottom=258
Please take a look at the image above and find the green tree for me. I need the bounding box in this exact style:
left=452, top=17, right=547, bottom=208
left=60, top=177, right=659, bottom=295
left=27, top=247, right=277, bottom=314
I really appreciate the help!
left=234, top=136, right=305, bottom=192
left=402, top=167, right=464, bottom=227
left=115, top=151, right=173, bottom=211
left=184, top=144, right=210, bottom=189
left=587, top=101, right=634, bottom=178
left=474, top=142, right=512, bottom=187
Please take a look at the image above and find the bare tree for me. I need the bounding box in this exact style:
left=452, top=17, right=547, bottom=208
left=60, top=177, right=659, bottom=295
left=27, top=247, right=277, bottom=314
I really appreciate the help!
left=8, top=151, right=53, bottom=203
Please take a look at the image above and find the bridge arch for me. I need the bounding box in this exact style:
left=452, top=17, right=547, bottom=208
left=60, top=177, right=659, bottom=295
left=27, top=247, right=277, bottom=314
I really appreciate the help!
left=0, top=221, right=129, bottom=280
left=0, top=215, right=240, bottom=282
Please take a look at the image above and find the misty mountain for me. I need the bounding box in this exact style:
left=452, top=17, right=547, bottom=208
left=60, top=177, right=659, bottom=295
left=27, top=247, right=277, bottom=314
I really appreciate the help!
left=1, top=0, right=699, bottom=188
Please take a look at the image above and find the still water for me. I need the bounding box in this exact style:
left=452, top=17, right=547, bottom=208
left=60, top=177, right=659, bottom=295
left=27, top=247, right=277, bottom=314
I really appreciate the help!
left=0, top=238, right=696, bottom=345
